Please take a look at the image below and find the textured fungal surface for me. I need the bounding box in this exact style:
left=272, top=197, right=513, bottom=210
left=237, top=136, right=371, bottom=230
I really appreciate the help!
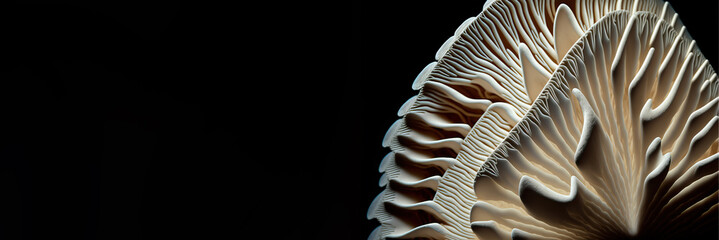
left=368, top=0, right=717, bottom=239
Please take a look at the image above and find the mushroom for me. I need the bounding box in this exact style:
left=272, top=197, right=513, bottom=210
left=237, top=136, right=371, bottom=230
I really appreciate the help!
left=368, top=0, right=716, bottom=239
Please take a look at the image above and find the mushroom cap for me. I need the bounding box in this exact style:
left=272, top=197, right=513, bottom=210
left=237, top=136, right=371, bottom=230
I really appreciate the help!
left=368, top=0, right=716, bottom=239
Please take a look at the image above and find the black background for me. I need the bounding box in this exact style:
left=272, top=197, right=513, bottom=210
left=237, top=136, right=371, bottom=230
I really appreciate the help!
left=1, top=0, right=716, bottom=239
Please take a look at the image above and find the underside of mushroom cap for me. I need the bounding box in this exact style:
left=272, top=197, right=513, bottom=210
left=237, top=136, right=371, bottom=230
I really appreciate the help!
left=368, top=0, right=715, bottom=239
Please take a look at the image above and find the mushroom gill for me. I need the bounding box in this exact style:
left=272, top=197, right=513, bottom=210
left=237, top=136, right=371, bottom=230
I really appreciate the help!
left=367, top=0, right=716, bottom=239
left=472, top=10, right=717, bottom=239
